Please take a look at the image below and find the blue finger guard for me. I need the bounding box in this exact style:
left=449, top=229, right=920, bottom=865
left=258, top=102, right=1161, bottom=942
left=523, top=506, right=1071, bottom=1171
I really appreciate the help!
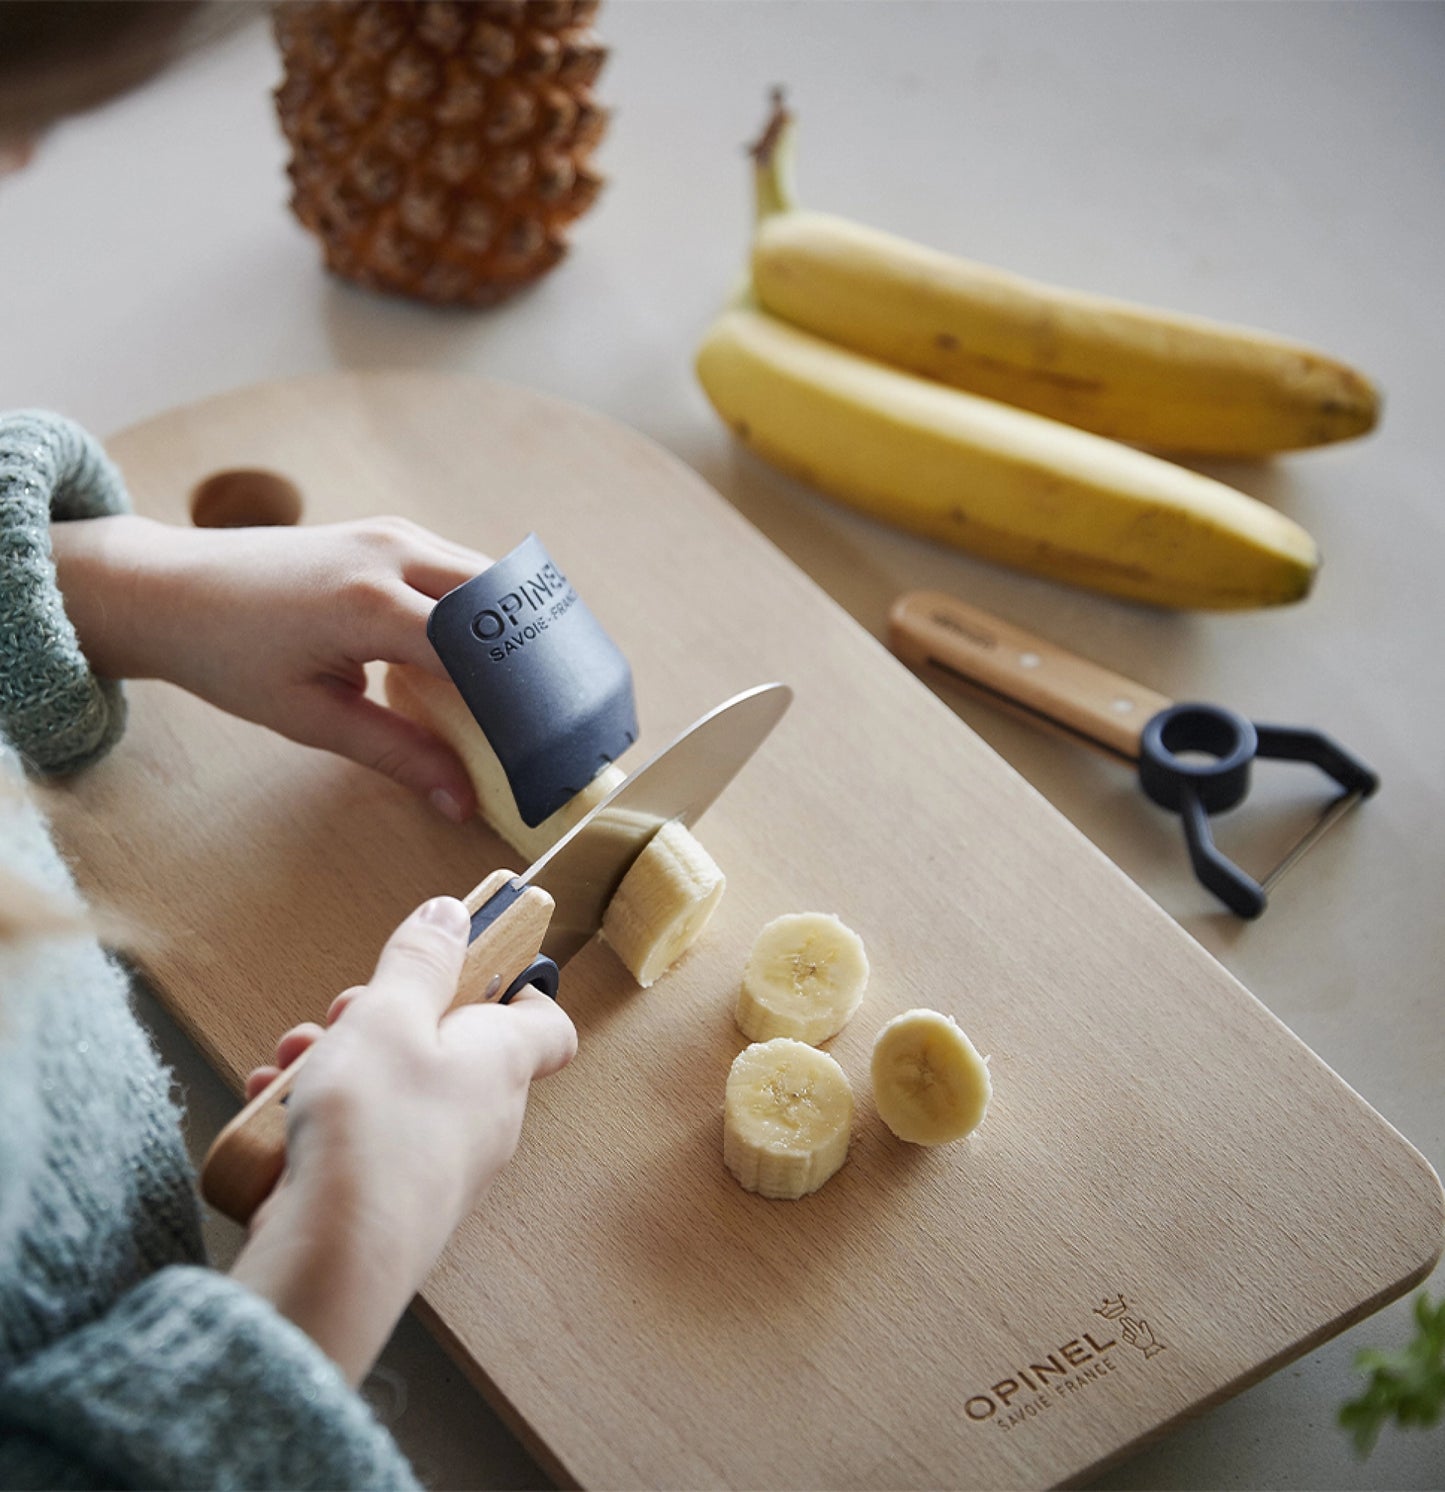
left=426, top=534, right=638, bottom=827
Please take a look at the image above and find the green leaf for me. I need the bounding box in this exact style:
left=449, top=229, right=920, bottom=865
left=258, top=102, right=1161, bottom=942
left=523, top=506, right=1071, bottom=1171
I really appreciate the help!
left=1339, top=1291, right=1445, bottom=1457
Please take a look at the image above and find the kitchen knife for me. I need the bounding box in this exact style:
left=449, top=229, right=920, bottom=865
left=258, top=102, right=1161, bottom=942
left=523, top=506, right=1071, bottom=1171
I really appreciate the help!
left=200, top=682, right=792, bottom=1223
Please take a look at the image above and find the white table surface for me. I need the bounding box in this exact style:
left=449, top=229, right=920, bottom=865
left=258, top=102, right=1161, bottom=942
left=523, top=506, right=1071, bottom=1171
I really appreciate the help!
left=3, top=3, right=1441, bottom=1487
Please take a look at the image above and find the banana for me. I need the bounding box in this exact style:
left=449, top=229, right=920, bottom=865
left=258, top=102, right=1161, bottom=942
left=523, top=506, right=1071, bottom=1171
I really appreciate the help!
left=871, top=1008, right=991, bottom=1145
left=382, top=663, right=625, bottom=861
left=747, top=96, right=1379, bottom=458
left=601, top=819, right=726, bottom=987
left=723, top=1037, right=855, bottom=1199
left=736, top=911, right=868, bottom=1044
left=383, top=663, right=724, bottom=987
left=696, top=305, right=1319, bottom=609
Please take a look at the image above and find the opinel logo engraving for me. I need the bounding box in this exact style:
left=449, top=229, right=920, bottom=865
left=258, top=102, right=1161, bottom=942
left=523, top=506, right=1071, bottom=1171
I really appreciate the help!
left=963, top=1293, right=1168, bottom=1433
left=470, top=560, right=579, bottom=661
left=1096, top=1292, right=1167, bottom=1360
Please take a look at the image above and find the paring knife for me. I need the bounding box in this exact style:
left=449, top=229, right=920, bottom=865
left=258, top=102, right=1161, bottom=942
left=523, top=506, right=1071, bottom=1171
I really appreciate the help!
left=200, top=682, right=792, bottom=1223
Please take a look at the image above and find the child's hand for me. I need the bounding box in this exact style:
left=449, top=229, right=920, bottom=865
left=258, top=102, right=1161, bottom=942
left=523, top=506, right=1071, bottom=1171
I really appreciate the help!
left=229, top=895, right=577, bottom=1384
left=51, top=513, right=489, bottom=820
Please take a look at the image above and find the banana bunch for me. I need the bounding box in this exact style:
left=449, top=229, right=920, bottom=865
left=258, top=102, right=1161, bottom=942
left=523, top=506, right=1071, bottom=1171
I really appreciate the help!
left=694, top=96, right=1380, bottom=610
left=383, top=664, right=724, bottom=987
left=722, top=913, right=993, bottom=1200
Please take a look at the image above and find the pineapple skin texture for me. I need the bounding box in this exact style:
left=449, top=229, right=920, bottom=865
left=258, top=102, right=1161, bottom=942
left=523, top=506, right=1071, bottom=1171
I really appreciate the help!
left=274, top=0, right=609, bottom=306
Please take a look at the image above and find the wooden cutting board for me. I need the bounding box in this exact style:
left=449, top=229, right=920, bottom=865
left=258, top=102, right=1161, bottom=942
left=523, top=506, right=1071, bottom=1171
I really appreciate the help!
left=40, top=372, right=1441, bottom=1489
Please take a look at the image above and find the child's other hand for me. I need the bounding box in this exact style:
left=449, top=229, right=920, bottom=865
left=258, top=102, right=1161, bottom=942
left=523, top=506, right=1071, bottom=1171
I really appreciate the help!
left=229, top=894, right=577, bottom=1383
left=51, top=514, right=488, bottom=821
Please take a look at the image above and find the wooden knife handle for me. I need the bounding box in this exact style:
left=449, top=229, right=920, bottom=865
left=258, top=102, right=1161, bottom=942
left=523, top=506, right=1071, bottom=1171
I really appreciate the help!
left=199, top=868, right=555, bottom=1225
left=887, top=591, right=1173, bottom=762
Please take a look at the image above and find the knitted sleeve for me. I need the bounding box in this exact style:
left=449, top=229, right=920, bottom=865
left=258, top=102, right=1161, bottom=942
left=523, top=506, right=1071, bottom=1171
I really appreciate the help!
left=0, top=1264, right=421, bottom=1492
left=0, top=410, right=131, bottom=775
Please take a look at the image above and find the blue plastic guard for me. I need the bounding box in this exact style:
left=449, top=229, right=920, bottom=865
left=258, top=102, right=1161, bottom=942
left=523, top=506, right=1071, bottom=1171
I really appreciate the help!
left=426, top=534, right=638, bottom=827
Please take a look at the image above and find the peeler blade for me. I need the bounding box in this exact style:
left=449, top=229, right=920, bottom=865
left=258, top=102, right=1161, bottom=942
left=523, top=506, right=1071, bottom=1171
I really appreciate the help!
left=1257, top=787, right=1371, bottom=896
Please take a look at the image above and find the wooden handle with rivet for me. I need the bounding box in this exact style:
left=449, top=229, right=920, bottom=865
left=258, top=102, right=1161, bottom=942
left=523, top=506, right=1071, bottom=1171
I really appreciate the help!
left=199, top=868, right=555, bottom=1225
left=887, top=591, right=1174, bottom=762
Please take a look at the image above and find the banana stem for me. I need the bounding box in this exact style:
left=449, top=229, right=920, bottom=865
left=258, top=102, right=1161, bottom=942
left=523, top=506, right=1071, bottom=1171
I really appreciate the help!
left=749, top=87, right=798, bottom=222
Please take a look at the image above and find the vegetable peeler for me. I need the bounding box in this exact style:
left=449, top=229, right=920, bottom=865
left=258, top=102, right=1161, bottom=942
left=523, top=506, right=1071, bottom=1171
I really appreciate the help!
left=889, top=591, right=1379, bottom=918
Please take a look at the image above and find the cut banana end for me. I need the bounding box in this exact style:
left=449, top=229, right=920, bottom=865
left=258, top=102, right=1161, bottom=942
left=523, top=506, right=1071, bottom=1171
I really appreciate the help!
left=382, top=662, right=625, bottom=860
left=385, top=662, right=725, bottom=990
left=601, top=819, right=726, bottom=988
left=723, top=1038, right=855, bottom=1199
left=871, top=1008, right=991, bottom=1145
left=736, top=912, right=868, bottom=1044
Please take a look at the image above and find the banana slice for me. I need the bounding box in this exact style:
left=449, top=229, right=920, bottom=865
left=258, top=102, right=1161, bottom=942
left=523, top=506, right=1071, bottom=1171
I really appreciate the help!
left=601, top=819, right=726, bottom=988
left=736, top=912, right=868, bottom=1044
left=385, top=662, right=725, bottom=989
left=723, top=1037, right=854, bottom=1199
left=871, top=1008, right=991, bottom=1145
left=382, top=662, right=625, bottom=861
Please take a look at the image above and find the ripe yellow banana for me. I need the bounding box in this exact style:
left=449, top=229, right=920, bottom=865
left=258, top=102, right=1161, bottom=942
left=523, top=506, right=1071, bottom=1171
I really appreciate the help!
left=695, top=305, right=1319, bottom=609
left=748, top=97, right=1379, bottom=458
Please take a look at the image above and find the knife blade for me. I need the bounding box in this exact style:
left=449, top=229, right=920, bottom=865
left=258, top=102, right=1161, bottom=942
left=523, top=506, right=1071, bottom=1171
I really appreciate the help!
left=472, top=680, right=793, bottom=967
left=201, top=681, right=792, bottom=1222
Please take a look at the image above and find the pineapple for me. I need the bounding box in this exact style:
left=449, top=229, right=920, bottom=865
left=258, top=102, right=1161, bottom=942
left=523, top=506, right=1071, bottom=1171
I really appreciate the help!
left=273, top=0, right=609, bottom=306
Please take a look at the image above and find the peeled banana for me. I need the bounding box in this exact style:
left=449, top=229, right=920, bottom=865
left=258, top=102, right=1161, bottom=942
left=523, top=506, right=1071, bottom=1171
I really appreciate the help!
left=748, top=97, right=1379, bottom=457
left=871, top=1008, right=991, bottom=1145
left=696, top=306, right=1319, bottom=610
left=383, top=663, right=625, bottom=862
left=723, top=1037, right=855, bottom=1199
left=383, top=663, right=724, bottom=987
left=601, top=819, right=726, bottom=987
left=736, top=911, right=868, bottom=1044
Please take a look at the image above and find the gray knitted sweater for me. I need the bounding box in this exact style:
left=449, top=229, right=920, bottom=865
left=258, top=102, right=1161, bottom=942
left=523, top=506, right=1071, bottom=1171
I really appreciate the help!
left=0, top=412, right=420, bottom=1490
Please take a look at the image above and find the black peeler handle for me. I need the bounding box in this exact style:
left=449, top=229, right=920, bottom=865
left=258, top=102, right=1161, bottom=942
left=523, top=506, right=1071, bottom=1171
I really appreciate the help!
left=1252, top=723, right=1380, bottom=800
left=1139, top=704, right=1379, bottom=918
